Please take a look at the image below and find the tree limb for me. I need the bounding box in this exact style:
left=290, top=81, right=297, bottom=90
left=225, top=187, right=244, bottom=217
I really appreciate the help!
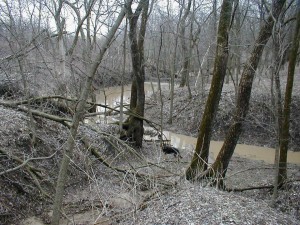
left=0, top=150, right=57, bottom=176
left=0, top=148, right=43, bottom=177
left=80, top=135, right=176, bottom=187
left=0, top=148, right=53, bottom=198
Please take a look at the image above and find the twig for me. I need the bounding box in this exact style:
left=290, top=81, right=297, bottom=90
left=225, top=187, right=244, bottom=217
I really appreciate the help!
left=226, top=166, right=274, bottom=179
left=26, top=168, right=52, bottom=199
left=0, top=95, right=107, bottom=108
left=0, top=150, right=57, bottom=176
left=0, top=148, right=43, bottom=177
left=81, top=135, right=176, bottom=187
left=172, top=97, right=192, bottom=118
left=226, top=179, right=300, bottom=192
left=0, top=101, right=72, bottom=127
left=0, top=148, right=55, bottom=199
left=137, top=187, right=171, bottom=211
left=226, top=185, right=274, bottom=192
left=18, top=106, right=72, bottom=128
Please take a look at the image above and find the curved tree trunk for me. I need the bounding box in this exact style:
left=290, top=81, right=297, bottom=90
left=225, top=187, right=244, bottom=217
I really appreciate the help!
left=206, top=0, right=286, bottom=187
left=185, top=0, right=234, bottom=180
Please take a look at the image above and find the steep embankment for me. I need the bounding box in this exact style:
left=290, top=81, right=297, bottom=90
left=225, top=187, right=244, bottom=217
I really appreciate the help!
left=144, top=79, right=300, bottom=151
left=0, top=75, right=300, bottom=224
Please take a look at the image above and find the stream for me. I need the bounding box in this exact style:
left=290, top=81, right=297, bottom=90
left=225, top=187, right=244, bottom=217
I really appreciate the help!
left=95, top=82, right=300, bottom=165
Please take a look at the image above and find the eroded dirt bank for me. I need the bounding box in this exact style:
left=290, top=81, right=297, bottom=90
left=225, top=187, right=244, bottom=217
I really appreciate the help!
left=144, top=79, right=300, bottom=152
left=0, top=77, right=300, bottom=224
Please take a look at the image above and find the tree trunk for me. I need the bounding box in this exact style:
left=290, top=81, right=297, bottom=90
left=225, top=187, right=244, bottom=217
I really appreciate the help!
left=168, top=2, right=181, bottom=124
left=124, top=0, right=149, bottom=147
left=278, top=0, right=300, bottom=185
left=120, top=19, right=128, bottom=133
left=185, top=0, right=234, bottom=180
left=179, top=0, right=192, bottom=87
left=206, top=0, right=286, bottom=187
left=271, top=23, right=285, bottom=206
left=157, top=26, right=164, bottom=140
left=50, top=7, right=126, bottom=225
left=232, top=0, right=241, bottom=104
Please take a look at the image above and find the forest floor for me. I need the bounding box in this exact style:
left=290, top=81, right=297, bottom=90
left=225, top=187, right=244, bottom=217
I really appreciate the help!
left=0, top=71, right=300, bottom=224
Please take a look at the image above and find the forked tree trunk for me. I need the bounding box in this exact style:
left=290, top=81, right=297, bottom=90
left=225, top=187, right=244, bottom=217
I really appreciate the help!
left=206, top=0, right=286, bottom=187
left=186, top=0, right=234, bottom=180
left=124, top=0, right=149, bottom=147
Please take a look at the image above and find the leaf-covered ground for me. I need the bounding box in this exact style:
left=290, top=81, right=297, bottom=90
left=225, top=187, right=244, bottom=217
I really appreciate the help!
left=0, top=72, right=300, bottom=224
left=144, top=76, right=300, bottom=151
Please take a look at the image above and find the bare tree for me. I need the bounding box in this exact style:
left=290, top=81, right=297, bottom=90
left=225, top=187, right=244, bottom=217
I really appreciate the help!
left=230, top=0, right=242, bottom=103
left=269, top=2, right=288, bottom=205
left=122, top=0, right=150, bottom=147
left=51, top=3, right=127, bottom=224
left=167, top=0, right=181, bottom=124
left=178, top=0, right=192, bottom=89
left=65, top=0, right=98, bottom=112
left=196, top=0, right=287, bottom=187
left=186, top=0, right=234, bottom=180
left=278, top=0, right=300, bottom=185
left=119, top=19, right=128, bottom=134
left=0, top=0, right=50, bottom=147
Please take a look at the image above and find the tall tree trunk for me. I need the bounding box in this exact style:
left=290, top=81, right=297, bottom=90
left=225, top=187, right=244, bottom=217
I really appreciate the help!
left=54, top=3, right=66, bottom=95
left=168, top=0, right=181, bottom=124
left=205, top=0, right=286, bottom=187
left=120, top=19, right=128, bottom=133
left=157, top=26, right=164, bottom=140
left=179, top=0, right=192, bottom=87
left=232, top=0, right=241, bottom=104
left=186, top=0, right=234, bottom=180
left=278, top=0, right=300, bottom=185
left=271, top=26, right=284, bottom=206
left=205, top=0, right=218, bottom=84
left=124, top=0, right=149, bottom=147
left=51, top=7, right=126, bottom=225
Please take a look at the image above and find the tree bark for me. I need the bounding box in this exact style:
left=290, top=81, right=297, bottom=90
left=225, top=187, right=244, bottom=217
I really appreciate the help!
left=168, top=1, right=181, bottom=124
left=179, top=0, right=192, bottom=87
left=124, top=0, right=149, bottom=147
left=206, top=0, right=286, bottom=186
left=186, top=0, right=234, bottom=180
left=278, top=0, right=300, bottom=185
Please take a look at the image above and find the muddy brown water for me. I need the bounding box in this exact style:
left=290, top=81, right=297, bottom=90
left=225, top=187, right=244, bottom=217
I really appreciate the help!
left=96, top=82, right=171, bottom=111
left=162, top=131, right=300, bottom=165
left=95, top=82, right=300, bottom=165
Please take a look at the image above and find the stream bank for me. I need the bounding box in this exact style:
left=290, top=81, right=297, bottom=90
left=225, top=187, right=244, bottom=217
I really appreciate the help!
left=143, top=79, right=300, bottom=152
left=0, top=77, right=299, bottom=224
